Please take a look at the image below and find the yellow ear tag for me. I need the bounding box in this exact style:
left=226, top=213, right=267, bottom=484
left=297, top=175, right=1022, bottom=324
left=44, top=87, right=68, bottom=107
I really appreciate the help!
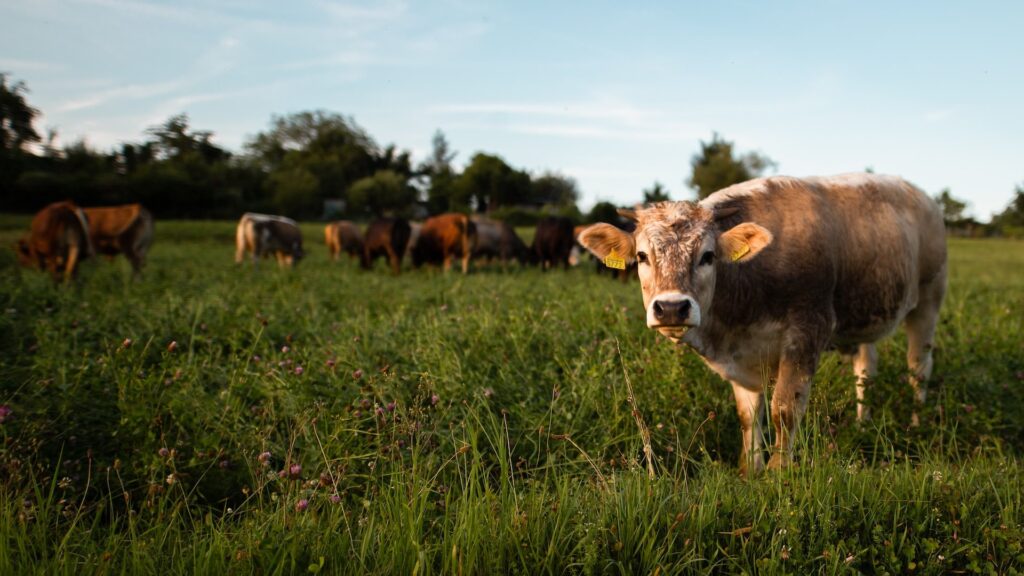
left=604, top=249, right=626, bottom=270
left=730, top=244, right=750, bottom=262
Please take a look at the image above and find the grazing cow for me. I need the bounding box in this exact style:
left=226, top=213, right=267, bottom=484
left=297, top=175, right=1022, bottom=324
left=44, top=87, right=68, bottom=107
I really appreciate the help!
left=579, top=174, right=947, bottom=475
left=363, top=217, right=411, bottom=275
left=412, top=213, right=478, bottom=274
left=532, top=216, right=576, bottom=270
left=324, top=221, right=364, bottom=262
left=81, top=204, right=154, bottom=276
left=16, top=201, right=92, bottom=283
left=472, top=216, right=528, bottom=268
left=235, top=213, right=305, bottom=267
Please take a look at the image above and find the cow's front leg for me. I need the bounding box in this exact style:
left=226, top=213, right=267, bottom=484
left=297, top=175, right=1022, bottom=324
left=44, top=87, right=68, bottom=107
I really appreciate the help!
left=767, top=348, right=819, bottom=470
left=731, top=382, right=765, bottom=477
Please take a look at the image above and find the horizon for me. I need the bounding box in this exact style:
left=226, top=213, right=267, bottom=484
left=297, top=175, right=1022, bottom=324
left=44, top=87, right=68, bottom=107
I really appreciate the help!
left=2, top=0, right=1021, bottom=218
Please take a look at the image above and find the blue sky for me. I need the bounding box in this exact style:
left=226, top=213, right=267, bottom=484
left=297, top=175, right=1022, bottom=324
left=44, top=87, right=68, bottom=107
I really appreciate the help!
left=2, top=0, right=1021, bottom=218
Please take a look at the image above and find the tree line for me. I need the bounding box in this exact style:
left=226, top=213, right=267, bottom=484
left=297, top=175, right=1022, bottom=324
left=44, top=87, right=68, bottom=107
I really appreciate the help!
left=2, top=74, right=1022, bottom=234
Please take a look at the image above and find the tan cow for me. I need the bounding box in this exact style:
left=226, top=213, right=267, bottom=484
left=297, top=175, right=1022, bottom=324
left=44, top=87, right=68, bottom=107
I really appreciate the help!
left=579, top=174, right=947, bottom=475
left=324, top=220, right=364, bottom=262
left=235, top=213, right=304, bottom=267
left=81, top=204, right=154, bottom=276
left=16, top=201, right=92, bottom=283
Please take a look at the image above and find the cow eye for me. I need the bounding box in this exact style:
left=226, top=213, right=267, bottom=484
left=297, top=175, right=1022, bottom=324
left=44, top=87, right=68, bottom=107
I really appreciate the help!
left=636, top=251, right=648, bottom=264
left=699, top=250, right=715, bottom=266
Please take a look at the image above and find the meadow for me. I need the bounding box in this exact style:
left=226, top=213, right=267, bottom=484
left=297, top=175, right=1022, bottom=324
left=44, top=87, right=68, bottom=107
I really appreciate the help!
left=1, top=216, right=1022, bottom=575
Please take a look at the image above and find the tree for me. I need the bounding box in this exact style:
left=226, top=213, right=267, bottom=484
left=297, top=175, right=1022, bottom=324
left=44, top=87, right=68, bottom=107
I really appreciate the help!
left=244, top=110, right=380, bottom=217
left=0, top=74, right=41, bottom=154
left=454, top=153, right=530, bottom=213
left=934, top=188, right=967, bottom=227
left=643, top=181, right=670, bottom=204
left=347, top=170, right=417, bottom=217
left=531, top=172, right=578, bottom=208
left=587, top=201, right=622, bottom=224
left=420, top=130, right=458, bottom=214
left=688, top=132, right=774, bottom=199
left=992, top=183, right=1024, bottom=234
left=146, top=114, right=227, bottom=163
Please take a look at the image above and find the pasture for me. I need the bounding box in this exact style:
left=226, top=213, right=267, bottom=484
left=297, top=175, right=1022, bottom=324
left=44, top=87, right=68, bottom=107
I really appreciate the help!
left=1, top=216, right=1022, bottom=574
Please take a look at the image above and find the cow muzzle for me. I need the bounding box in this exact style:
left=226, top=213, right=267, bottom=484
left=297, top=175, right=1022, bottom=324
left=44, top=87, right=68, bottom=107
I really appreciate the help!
left=647, top=292, right=700, bottom=332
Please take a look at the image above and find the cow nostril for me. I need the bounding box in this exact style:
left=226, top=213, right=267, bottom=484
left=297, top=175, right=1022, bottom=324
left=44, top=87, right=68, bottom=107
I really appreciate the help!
left=653, top=301, right=666, bottom=319
left=679, top=299, right=691, bottom=314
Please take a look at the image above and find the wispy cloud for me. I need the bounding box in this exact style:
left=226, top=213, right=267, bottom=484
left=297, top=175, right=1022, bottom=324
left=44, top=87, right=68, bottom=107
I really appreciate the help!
left=434, top=99, right=699, bottom=142
left=68, top=0, right=232, bottom=25
left=58, top=80, right=185, bottom=112
left=0, top=57, right=64, bottom=72
left=315, top=0, right=408, bottom=22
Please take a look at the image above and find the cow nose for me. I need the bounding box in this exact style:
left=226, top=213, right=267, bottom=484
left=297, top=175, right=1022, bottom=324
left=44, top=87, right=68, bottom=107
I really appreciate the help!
left=652, top=298, right=691, bottom=325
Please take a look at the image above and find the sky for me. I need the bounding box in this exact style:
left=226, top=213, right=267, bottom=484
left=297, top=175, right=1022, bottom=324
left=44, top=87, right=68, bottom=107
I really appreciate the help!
left=2, top=0, right=1022, bottom=218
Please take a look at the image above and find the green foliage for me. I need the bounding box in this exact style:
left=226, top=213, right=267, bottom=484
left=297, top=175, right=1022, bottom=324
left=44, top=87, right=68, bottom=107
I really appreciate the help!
left=531, top=172, right=579, bottom=208
left=642, top=181, right=670, bottom=204
left=992, top=184, right=1024, bottom=236
left=935, top=188, right=968, bottom=227
left=587, top=201, right=623, bottom=224
left=454, top=153, right=531, bottom=213
left=420, top=130, right=458, bottom=215
left=688, top=132, right=774, bottom=199
left=1, top=219, right=1023, bottom=573
left=346, top=170, right=417, bottom=217
left=0, top=74, right=40, bottom=154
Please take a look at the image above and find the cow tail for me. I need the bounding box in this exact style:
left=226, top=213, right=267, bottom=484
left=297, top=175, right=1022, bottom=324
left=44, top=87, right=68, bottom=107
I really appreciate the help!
left=134, top=207, right=154, bottom=258
left=73, top=207, right=94, bottom=259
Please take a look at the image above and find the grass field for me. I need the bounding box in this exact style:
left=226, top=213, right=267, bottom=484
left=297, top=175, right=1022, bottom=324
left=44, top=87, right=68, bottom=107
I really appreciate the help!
left=1, top=216, right=1023, bottom=574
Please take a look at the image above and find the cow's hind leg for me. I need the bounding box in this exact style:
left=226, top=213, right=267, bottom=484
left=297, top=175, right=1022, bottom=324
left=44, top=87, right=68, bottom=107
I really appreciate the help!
left=905, top=266, right=946, bottom=426
left=731, top=382, right=765, bottom=477
left=853, top=343, right=878, bottom=422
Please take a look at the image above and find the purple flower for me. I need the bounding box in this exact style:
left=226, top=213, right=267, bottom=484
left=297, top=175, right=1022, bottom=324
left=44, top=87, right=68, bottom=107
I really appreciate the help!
left=294, top=365, right=304, bottom=375
left=352, top=369, right=364, bottom=380
left=0, top=405, right=12, bottom=424
left=289, top=463, right=302, bottom=478
left=386, top=402, right=396, bottom=412
left=219, top=459, right=231, bottom=470
left=252, top=355, right=261, bottom=363
left=258, top=451, right=272, bottom=463
left=483, top=387, right=494, bottom=399
left=329, top=494, right=341, bottom=504
left=158, top=447, right=169, bottom=458
left=281, top=345, right=290, bottom=354
left=431, top=394, right=440, bottom=406
left=326, top=359, right=336, bottom=368
left=295, top=499, right=309, bottom=512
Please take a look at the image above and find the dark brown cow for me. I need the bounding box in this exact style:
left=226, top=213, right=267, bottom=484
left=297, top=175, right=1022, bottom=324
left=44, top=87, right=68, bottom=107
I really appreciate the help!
left=363, top=218, right=411, bottom=275
left=235, top=213, right=305, bottom=267
left=471, top=216, right=528, bottom=268
left=81, top=204, right=154, bottom=276
left=532, top=216, right=575, bottom=270
left=16, top=201, right=92, bottom=282
left=412, top=213, right=478, bottom=274
left=580, top=174, right=947, bottom=475
left=325, top=221, right=364, bottom=262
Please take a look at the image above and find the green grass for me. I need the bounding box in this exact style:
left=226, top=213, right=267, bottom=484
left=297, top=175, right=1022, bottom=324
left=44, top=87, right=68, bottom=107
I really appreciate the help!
left=1, top=216, right=1023, bottom=574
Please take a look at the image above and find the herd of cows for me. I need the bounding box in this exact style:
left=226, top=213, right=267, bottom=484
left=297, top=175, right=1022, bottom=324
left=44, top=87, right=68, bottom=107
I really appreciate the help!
left=13, top=201, right=618, bottom=281
left=13, top=173, right=950, bottom=475
left=236, top=211, right=596, bottom=275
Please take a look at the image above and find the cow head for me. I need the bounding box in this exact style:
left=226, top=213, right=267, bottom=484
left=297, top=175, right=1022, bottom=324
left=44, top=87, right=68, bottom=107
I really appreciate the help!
left=14, top=239, right=33, bottom=267
left=579, top=202, right=773, bottom=339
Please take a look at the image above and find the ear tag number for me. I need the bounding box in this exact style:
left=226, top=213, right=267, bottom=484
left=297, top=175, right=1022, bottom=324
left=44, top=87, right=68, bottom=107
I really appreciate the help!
left=730, top=244, right=750, bottom=262
left=604, top=249, right=626, bottom=270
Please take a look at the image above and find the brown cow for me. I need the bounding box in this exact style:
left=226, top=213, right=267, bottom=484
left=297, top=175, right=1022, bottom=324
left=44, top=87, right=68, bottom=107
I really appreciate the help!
left=412, top=213, right=477, bottom=274
left=531, top=216, right=575, bottom=270
left=16, top=201, right=92, bottom=283
left=324, top=221, right=364, bottom=262
left=81, top=204, right=154, bottom=276
left=235, top=213, right=305, bottom=267
left=579, top=174, right=947, bottom=475
left=363, top=218, right=411, bottom=275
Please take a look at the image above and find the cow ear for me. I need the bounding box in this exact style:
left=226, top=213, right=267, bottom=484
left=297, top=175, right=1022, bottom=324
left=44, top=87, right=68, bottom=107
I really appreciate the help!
left=718, top=222, right=772, bottom=263
left=578, top=223, right=635, bottom=261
